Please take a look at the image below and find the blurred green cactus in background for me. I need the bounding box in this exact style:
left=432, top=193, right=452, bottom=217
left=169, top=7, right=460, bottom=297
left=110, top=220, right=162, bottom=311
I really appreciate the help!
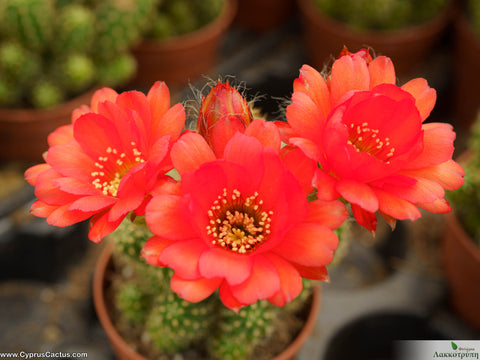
left=146, top=0, right=224, bottom=39
left=314, top=0, right=449, bottom=31
left=468, top=0, right=480, bottom=36
left=448, top=114, right=480, bottom=247
left=0, top=0, right=157, bottom=109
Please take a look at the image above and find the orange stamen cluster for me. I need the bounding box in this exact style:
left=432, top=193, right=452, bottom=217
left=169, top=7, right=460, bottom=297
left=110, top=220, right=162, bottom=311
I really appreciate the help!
left=91, top=142, right=145, bottom=197
left=206, top=188, right=273, bottom=254
left=347, top=122, right=395, bottom=162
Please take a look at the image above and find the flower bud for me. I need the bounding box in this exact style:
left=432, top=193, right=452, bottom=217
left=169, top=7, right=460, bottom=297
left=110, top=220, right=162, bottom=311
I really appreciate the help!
left=197, top=81, right=254, bottom=156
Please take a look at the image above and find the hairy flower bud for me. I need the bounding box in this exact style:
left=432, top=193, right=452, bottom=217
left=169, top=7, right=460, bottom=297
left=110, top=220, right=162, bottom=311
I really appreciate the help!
left=197, top=81, right=254, bottom=157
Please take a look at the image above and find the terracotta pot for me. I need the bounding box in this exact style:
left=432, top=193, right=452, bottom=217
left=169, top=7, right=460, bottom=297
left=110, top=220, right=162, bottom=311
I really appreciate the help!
left=454, top=12, right=480, bottom=132
left=93, top=245, right=321, bottom=360
left=234, top=0, right=296, bottom=32
left=129, top=0, right=237, bottom=90
left=296, top=0, right=454, bottom=78
left=0, top=88, right=98, bottom=163
left=442, top=210, right=480, bottom=330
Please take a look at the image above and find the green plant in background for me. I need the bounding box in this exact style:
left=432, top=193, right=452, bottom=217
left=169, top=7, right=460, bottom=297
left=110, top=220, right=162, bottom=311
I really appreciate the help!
left=0, top=0, right=157, bottom=108
left=468, top=0, right=480, bottom=36
left=448, top=114, right=480, bottom=247
left=314, top=0, right=448, bottom=31
left=146, top=0, right=224, bottom=39
left=108, top=218, right=315, bottom=360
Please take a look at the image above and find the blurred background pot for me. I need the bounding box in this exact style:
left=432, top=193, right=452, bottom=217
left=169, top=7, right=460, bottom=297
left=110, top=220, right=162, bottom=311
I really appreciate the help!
left=0, top=87, right=97, bottom=163
left=129, top=0, right=237, bottom=90
left=442, top=210, right=480, bottom=331
left=454, top=10, right=480, bottom=133
left=234, top=0, right=296, bottom=33
left=296, top=0, right=454, bottom=79
left=93, top=245, right=322, bottom=360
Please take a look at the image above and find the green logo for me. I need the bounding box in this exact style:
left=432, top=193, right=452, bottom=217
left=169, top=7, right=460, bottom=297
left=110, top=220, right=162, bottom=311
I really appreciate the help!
left=452, top=342, right=458, bottom=350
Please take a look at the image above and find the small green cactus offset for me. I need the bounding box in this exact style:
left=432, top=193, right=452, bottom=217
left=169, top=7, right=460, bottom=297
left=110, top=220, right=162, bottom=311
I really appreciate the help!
left=108, top=219, right=316, bottom=360
left=0, top=0, right=157, bottom=109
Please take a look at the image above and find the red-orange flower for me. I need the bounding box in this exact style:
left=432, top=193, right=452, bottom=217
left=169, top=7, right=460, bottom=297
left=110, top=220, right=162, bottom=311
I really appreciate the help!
left=25, top=82, right=185, bottom=242
left=142, top=132, right=347, bottom=309
left=283, top=48, right=465, bottom=233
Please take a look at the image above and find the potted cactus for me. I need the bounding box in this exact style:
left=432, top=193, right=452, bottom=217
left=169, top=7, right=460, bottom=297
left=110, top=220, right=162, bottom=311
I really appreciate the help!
left=454, top=0, right=480, bottom=131
left=93, top=221, right=320, bottom=360
left=0, top=0, right=156, bottom=162
left=129, top=0, right=237, bottom=89
left=296, top=0, right=453, bottom=78
left=443, top=113, right=480, bottom=331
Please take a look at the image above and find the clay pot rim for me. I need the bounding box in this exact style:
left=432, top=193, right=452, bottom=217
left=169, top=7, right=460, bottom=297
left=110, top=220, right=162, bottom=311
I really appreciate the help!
left=92, top=244, right=321, bottom=360
left=447, top=150, right=480, bottom=263
left=0, top=87, right=99, bottom=123
left=297, top=0, right=455, bottom=43
left=133, top=0, right=237, bottom=53
left=445, top=211, right=480, bottom=263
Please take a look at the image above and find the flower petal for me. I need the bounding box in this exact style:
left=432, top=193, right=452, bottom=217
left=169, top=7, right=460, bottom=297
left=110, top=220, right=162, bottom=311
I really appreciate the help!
left=88, top=210, right=123, bottom=243
left=170, top=274, right=221, bottom=303
left=274, top=223, right=338, bottom=267
left=374, top=188, right=421, bottom=221
left=147, top=81, right=171, bottom=125
left=264, top=253, right=303, bottom=306
left=313, top=169, right=341, bottom=201
left=142, top=235, right=176, bottom=266
left=68, top=195, right=116, bottom=212
left=336, top=178, right=379, bottom=213
left=230, top=255, right=280, bottom=305
left=244, top=119, right=281, bottom=151
left=351, top=203, right=377, bottom=235
left=401, top=78, right=436, bottom=122
left=330, top=54, right=370, bottom=106
left=289, top=137, right=322, bottom=162
left=368, top=56, right=396, bottom=88
left=145, top=194, right=197, bottom=240
left=171, top=132, right=216, bottom=175
left=198, top=248, right=253, bottom=285
left=294, top=64, right=331, bottom=121
left=160, top=239, right=206, bottom=280
left=286, top=92, right=324, bottom=141
left=305, top=199, right=348, bottom=230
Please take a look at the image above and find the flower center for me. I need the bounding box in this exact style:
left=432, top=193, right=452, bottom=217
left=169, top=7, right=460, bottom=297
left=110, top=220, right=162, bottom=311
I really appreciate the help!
left=347, top=122, right=395, bottom=162
left=91, top=142, right=145, bottom=197
left=206, top=188, right=273, bottom=254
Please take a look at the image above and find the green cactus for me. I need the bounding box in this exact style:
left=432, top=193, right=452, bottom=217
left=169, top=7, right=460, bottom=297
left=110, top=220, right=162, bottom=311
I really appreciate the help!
left=315, top=0, right=447, bottom=30
left=54, top=4, right=95, bottom=55
left=0, top=0, right=55, bottom=52
left=448, top=114, right=480, bottom=247
left=0, top=0, right=154, bottom=109
left=208, top=300, right=278, bottom=360
left=29, top=80, right=64, bottom=109
left=0, top=77, right=22, bottom=107
left=115, top=281, right=151, bottom=325
left=146, top=0, right=224, bottom=39
left=0, top=42, right=41, bottom=86
left=145, top=291, right=216, bottom=355
left=108, top=219, right=317, bottom=360
left=93, top=0, right=157, bottom=62
left=59, top=53, right=96, bottom=93
left=469, top=0, right=480, bottom=36
left=96, top=53, right=137, bottom=87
